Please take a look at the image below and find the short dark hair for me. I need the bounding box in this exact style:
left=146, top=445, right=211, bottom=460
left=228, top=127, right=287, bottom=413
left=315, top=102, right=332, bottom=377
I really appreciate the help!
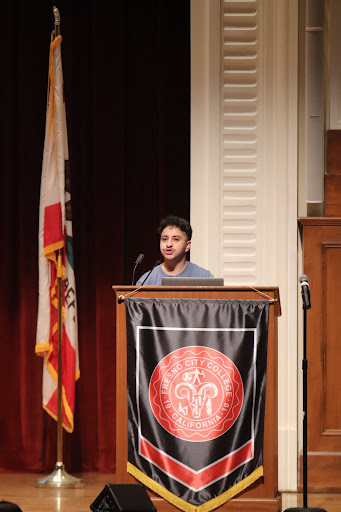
left=158, top=215, right=192, bottom=240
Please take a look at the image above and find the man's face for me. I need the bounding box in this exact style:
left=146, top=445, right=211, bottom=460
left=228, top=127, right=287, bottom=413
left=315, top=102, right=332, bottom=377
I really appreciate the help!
left=160, top=225, right=191, bottom=262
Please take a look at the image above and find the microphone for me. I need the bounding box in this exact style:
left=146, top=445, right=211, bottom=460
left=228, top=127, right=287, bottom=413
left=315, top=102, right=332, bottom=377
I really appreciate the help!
left=118, top=259, right=162, bottom=304
left=299, top=274, right=311, bottom=310
left=140, top=260, right=161, bottom=286
left=131, top=253, right=144, bottom=285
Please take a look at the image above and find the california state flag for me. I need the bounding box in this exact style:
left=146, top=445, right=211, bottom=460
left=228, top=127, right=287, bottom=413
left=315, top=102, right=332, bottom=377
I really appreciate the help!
left=36, top=33, right=79, bottom=433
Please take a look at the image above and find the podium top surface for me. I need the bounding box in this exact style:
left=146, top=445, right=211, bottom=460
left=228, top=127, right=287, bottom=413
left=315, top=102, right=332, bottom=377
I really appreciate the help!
left=112, top=285, right=281, bottom=317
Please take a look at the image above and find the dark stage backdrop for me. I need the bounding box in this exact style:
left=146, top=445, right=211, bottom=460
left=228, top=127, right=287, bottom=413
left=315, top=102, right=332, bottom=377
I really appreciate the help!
left=0, top=1, right=190, bottom=473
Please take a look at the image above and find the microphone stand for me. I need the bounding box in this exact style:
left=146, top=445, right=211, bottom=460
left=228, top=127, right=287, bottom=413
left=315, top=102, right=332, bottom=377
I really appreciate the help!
left=117, top=261, right=161, bottom=304
left=132, top=254, right=144, bottom=285
left=139, top=260, right=161, bottom=286
left=284, top=280, right=326, bottom=512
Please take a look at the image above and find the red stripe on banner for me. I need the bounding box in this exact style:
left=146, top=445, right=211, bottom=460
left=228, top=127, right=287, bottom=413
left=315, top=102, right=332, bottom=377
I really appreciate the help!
left=140, top=437, right=253, bottom=490
left=44, top=203, right=63, bottom=249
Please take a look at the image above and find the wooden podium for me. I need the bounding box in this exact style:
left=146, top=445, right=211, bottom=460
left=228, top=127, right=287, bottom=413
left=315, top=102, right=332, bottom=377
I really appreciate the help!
left=113, top=285, right=281, bottom=512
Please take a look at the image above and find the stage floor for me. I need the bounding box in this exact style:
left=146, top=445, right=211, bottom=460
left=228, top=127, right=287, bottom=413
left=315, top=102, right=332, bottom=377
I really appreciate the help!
left=0, top=472, right=339, bottom=512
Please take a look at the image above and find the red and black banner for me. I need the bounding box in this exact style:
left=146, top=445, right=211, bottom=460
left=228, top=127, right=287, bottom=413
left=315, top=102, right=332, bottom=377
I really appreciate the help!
left=125, top=298, right=269, bottom=512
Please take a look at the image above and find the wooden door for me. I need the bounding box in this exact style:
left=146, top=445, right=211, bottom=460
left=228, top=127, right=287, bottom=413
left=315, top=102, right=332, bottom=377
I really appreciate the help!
left=299, top=218, right=341, bottom=491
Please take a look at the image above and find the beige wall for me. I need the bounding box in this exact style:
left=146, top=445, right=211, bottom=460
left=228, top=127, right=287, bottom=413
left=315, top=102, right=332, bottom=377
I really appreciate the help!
left=191, top=0, right=299, bottom=491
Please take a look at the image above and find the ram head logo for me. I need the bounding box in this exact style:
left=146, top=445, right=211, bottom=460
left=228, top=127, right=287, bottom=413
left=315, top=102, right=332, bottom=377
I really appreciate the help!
left=174, top=382, right=218, bottom=419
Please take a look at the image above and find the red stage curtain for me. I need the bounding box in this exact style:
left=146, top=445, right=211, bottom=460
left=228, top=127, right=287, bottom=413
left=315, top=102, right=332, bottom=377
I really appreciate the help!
left=0, top=0, right=190, bottom=473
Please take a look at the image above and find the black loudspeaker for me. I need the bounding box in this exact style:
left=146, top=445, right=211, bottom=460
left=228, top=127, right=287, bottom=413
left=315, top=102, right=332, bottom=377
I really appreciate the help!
left=0, top=502, right=22, bottom=512
left=90, top=483, right=157, bottom=512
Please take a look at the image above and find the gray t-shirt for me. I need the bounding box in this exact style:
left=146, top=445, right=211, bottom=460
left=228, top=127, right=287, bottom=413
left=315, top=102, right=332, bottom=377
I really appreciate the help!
left=136, top=261, right=213, bottom=286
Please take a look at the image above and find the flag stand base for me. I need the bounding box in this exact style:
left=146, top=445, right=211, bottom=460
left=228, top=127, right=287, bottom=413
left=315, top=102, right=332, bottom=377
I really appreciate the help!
left=35, top=461, right=84, bottom=488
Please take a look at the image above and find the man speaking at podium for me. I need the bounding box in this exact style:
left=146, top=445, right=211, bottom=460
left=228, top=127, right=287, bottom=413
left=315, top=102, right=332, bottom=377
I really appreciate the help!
left=136, top=215, right=213, bottom=285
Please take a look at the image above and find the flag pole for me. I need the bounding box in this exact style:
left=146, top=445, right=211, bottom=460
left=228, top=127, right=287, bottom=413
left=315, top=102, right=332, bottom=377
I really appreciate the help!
left=36, top=269, right=83, bottom=488
left=36, top=8, right=83, bottom=489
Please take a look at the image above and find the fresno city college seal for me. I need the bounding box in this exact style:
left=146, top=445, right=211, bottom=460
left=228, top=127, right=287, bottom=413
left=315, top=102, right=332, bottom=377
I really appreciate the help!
left=149, top=346, right=243, bottom=441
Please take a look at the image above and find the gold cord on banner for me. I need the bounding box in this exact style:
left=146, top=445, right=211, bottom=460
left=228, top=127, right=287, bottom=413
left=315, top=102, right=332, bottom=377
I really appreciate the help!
left=117, top=285, right=145, bottom=303
left=247, top=286, right=278, bottom=303
left=118, top=285, right=278, bottom=304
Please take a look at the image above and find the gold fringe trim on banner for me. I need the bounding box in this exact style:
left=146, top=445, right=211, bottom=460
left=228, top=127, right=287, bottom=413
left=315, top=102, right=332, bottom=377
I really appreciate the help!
left=127, top=462, right=193, bottom=512
left=127, top=462, right=263, bottom=512
left=197, top=465, right=263, bottom=512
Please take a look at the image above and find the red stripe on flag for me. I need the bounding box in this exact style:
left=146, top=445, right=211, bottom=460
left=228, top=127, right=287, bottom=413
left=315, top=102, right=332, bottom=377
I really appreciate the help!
left=44, top=203, right=63, bottom=249
left=45, top=327, right=76, bottom=431
left=140, top=437, right=253, bottom=490
left=62, top=327, right=76, bottom=415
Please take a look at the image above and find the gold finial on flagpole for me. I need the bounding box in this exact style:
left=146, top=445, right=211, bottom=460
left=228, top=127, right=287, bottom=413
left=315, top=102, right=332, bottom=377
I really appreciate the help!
left=53, top=6, right=61, bottom=36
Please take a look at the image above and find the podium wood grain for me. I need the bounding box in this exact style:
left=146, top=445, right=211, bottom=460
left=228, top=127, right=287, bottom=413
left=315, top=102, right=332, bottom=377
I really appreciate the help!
left=0, top=472, right=339, bottom=512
